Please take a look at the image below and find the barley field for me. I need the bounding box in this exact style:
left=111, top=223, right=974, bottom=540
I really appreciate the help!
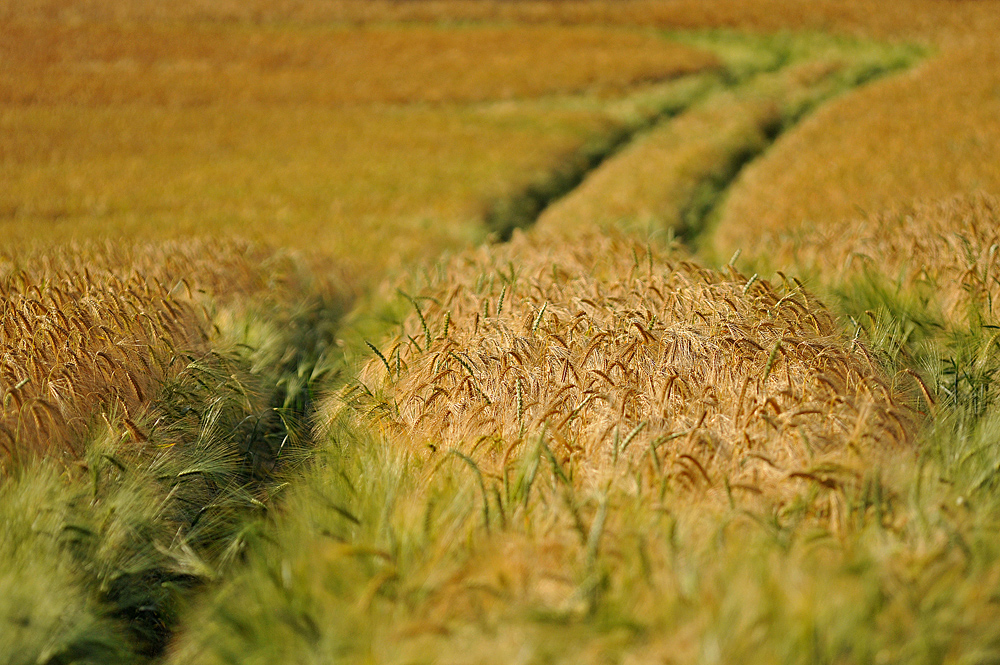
left=0, top=14, right=719, bottom=283
left=5, top=1, right=1000, bottom=663
left=715, top=40, right=1000, bottom=261
left=9, top=0, right=996, bottom=42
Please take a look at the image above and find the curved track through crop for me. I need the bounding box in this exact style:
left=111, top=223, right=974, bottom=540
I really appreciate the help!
left=487, top=31, right=920, bottom=244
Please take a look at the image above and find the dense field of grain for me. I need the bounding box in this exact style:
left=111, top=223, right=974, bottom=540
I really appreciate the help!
left=716, top=40, right=1000, bottom=260
left=536, top=39, right=918, bottom=238
left=0, top=15, right=720, bottom=283
left=719, top=193, right=1000, bottom=323
left=0, top=22, right=719, bottom=106
left=166, top=226, right=995, bottom=665
left=7, top=0, right=1000, bottom=663
left=0, top=240, right=332, bottom=469
left=0, top=238, right=347, bottom=661
left=1, top=102, right=619, bottom=278
left=356, top=227, right=915, bottom=501
left=7, top=0, right=998, bottom=43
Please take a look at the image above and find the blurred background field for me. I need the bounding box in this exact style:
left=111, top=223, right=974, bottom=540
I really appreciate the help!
left=5, top=0, right=997, bottom=280
left=5, top=0, right=999, bottom=42
left=715, top=38, right=1000, bottom=263
left=1, top=101, right=609, bottom=278
left=0, top=15, right=720, bottom=283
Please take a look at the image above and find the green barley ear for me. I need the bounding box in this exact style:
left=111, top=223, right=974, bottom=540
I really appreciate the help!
left=450, top=351, right=476, bottom=378
left=620, top=421, right=647, bottom=456
left=398, top=289, right=432, bottom=349
left=761, top=338, right=782, bottom=383
left=516, top=378, right=524, bottom=438
left=365, top=341, right=392, bottom=375
left=532, top=302, right=548, bottom=333
left=496, top=284, right=507, bottom=317
left=442, top=311, right=451, bottom=339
